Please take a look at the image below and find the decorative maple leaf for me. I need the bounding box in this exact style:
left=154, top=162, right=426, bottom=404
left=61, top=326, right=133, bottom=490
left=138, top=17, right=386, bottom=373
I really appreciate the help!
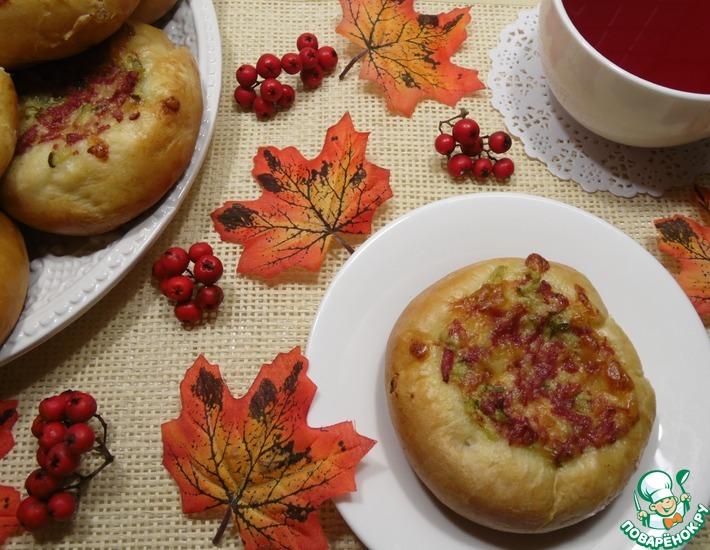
left=0, top=400, right=18, bottom=461
left=655, top=213, right=710, bottom=324
left=696, top=184, right=710, bottom=216
left=161, top=348, right=375, bottom=548
left=212, top=113, right=391, bottom=278
left=0, top=485, right=21, bottom=546
left=336, top=0, right=484, bottom=116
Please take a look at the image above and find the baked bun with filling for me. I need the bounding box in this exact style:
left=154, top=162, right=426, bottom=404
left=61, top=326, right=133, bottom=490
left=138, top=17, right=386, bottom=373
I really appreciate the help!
left=1, top=22, right=202, bottom=236
left=0, top=0, right=140, bottom=68
left=0, top=213, right=29, bottom=344
left=131, top=0, right=179, bottom=23
left=0, top=68, right=17, bottom=178
left=386, top=253, right=655, bottom=533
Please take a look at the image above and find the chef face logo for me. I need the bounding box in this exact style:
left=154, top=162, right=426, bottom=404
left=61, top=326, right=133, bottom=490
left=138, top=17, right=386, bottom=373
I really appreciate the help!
left=636, top=469, right=690, bottom=529
left=651, top=496, right=679, bottom=517
left=620, top=468, right=709, bottom=548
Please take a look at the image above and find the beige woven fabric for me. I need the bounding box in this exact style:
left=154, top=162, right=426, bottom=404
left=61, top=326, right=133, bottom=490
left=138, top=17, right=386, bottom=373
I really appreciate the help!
left=2, top=0, right=709, bottom=547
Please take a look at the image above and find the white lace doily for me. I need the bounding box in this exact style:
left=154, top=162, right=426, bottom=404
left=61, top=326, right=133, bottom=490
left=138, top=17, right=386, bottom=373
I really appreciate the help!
left=487, top=8, right=710, bottom=197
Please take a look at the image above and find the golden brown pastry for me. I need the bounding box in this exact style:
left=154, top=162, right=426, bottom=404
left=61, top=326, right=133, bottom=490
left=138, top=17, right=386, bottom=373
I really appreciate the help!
left=1, top=22, right=203, bottom=236
left=131, top=0, right=178, bottom=23
left=386, top=253, right=655, bottom=533
left=0, top=213, right=29, bottom=344
left=0, top=0, right=140, bottom=68
left=0, top=68, right=17, bottom=178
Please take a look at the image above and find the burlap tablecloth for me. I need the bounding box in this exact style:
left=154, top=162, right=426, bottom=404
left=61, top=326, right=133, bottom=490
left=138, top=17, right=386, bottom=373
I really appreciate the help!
left=2, top=0, right=708, bottom=547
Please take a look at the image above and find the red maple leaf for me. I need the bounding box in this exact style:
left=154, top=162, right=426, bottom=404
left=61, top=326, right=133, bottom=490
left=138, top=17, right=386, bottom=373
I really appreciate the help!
left=655, top=215, right=710, bottom=324
left=0, top=485, right=21, bottom=546
left=161, top=348, right=375, bottom=548
left=211, top=113, right=391, bottom=278
left=337, top=0, right=484, bottom=116
left=0, top=400, right=18, bottom=461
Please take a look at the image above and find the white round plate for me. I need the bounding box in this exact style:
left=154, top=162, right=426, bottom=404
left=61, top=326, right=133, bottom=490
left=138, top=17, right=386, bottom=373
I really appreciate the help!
left=306, top=193, right=710, bottom=550
left=0, top=0, right=221, bottom=366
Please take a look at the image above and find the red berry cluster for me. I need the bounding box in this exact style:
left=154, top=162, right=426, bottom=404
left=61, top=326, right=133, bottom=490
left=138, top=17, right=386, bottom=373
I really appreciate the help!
left=435, top=109, right=515, bottom=181
left=17, top=391, right=113, bottom=531
left=234, top=32, right=338, bottom=120
left=152, top=243, right=224, bottom=325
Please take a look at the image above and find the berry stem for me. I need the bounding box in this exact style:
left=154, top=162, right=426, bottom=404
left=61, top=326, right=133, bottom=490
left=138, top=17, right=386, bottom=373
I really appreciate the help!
left=95, top=413, right=109, bottom=448
left=212, top=505, right=232, bottom=545
left=438, top=108, right=469, bottom=133
left=70, top=451, right=114, bottom=488
left=339, top=49, right=367, bottom=80
left=60, top=414, right=114, bottom=492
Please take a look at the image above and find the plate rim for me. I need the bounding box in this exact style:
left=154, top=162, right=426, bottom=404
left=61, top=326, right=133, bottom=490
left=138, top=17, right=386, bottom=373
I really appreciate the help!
left=306, top=192, right=710, bottom=550
left=0, top=0, right=222, bottom=366
left=309, top=192, right=706, bottom=347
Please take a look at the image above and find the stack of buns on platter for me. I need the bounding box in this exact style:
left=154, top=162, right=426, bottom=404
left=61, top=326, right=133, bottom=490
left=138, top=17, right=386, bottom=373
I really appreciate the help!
left=0, top=0, right=203, bottom=344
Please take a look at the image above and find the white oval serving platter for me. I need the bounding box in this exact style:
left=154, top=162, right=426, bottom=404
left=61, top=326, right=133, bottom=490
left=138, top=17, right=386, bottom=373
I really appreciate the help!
left=0, top=0, right=221, bottom=366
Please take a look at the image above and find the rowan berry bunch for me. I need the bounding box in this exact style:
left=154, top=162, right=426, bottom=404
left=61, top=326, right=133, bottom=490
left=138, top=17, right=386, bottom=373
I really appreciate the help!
left=152, top=242, right=224, bottom=325
left=17, top=391, right=113, bottom=531
left=233, top=32, right=339, bottom=120
left=435, top=109, right=515, bottom=182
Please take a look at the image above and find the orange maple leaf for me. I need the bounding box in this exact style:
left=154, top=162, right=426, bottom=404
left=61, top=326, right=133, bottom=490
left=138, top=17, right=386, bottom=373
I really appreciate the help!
left=161, top=348, right=375, bottom=549
left=0, top=485, right=21, bottom=546
left=696, top=184, right=710, bottom=215
left=336, top=0, right=484, bottom=116
left=0, top=400, right=18, bottom=461
left=655, top=214, right=710, bottom=324
left=211, top=113, right=391, bottom=278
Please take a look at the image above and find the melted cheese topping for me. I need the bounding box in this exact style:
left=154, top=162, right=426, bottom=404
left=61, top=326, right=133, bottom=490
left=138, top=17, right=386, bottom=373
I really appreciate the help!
left=15, top=32, right=144, bottom=159
left=434, top=254, right=639, bottom=464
